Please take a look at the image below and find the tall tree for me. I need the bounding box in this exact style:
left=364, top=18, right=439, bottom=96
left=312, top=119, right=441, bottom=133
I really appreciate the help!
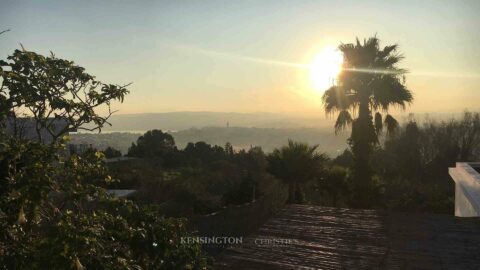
left=268, top=140, right=328, bottom=204
left=322, top=36, right=413, bottom=207
left=0, top=49, right=129, bottom=142
left=103, top=146, right=122, bottom=158
left=128, top=129, right=176, bottom=158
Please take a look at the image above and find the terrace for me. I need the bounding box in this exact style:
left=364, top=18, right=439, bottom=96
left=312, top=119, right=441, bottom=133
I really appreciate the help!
left=216, top=204, right=480, bottom=269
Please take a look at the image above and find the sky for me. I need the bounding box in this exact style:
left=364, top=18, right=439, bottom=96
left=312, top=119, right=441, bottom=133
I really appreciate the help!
left=1, top=0, right=480, bottom=116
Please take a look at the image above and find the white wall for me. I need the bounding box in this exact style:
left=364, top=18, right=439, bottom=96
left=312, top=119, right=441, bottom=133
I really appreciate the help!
left=449, top=163, right=480, bottom=217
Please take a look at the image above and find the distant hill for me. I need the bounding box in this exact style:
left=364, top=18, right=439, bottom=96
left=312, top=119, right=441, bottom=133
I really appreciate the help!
left=173, top=126, right=348, bottom=155
left=71, top=126, right=349, bottom=157
left=85, top=111, right=465, bottom=132
left=88, top=111, right=335, bottom=132
left=74, top=111, right=467, bottom=156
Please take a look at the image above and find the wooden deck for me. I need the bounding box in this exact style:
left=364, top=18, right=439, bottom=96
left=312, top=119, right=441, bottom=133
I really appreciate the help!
left=215, top=205, right=480, bottom=269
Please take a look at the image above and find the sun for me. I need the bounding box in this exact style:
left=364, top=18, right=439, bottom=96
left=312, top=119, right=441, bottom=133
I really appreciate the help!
left=310, top=47, right=343, bottom=92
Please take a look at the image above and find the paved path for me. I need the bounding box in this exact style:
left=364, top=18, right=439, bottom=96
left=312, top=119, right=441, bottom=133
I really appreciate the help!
left=215, top=204, right=480, bottom=269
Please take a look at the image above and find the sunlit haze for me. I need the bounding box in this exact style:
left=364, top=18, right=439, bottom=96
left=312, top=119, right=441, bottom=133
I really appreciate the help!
left=1, top=0, right=479, bottom=116
left=310, top=47, right=343, bottom=92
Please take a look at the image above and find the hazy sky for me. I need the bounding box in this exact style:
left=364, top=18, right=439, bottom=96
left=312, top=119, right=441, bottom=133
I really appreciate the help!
left=1, top=0, right=479, bottom=115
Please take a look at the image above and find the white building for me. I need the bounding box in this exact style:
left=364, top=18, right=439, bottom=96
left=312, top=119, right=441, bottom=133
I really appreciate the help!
left=449, top=162, right=480, bottom=217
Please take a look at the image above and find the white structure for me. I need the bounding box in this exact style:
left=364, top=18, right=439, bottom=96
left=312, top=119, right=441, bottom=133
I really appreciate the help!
left=106, top=189, right=137, bottom=198
left=449, top=162, right=480, bottom=217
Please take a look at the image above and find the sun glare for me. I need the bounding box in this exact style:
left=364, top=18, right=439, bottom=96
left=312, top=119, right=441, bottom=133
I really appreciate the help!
left=310, top=47, right=343, bottom=92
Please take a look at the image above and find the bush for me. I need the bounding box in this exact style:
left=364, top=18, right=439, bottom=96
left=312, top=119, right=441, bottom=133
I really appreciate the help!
left=0, top=47, right=207, bottom=269
left=0, top=139, right=208, bottom=269
left=103, top=146, right=122, bottom=158
left=373, top=112, right=480, bottom=213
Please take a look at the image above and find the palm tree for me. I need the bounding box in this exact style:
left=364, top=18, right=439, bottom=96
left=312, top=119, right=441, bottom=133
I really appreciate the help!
left=322, top=36, right=413, bottom=206
left=267, top=140, right=328, bottom=203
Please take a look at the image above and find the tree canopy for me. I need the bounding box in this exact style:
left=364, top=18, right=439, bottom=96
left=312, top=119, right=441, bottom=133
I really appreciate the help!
left=0, top=48, right=207, bottom=269
left=268, top=140, right=328, bottom=203
left=0, top=49, right=129, bottom=141
left=128, top=129, right=176, bottom=158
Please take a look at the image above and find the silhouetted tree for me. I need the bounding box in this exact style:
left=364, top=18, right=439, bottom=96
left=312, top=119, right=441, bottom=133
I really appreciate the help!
left=268, top=140, right=328, bottom=203
left=183, top=141, right=226, bottom=166
left=240, top=146, right=268, bottom=202
left=224, top=142, right=234, bottom=157
left=371, top=112, right=480, bottom=212
left=332, top=149, right=354, bottom=168
left=322, top=36, right=413, bottom=207
left=456, top=111, right=480, bottom=161
left=0, top=49, right=129, bottom=142
left=103, top=146, right=122, bottom=158
left=128, top=129, right=176, bottom=158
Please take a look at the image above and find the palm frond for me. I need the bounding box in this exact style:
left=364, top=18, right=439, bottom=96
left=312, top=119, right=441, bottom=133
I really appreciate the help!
left=371, top=75, right=413, bottom=110
left=328, top=36, right=413, bottom=140
left=322, top=86, right=352, bottom=114
left=334, top=110, right=353, bottom=134
left=384, top=114, right=399, bottom=135
left=374, top=112, right=383, bottom=134
left=380, top=44, right=398, bottom=57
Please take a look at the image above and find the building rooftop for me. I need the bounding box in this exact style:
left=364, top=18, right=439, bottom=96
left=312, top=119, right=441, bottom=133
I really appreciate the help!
left=216, top=204, right=480, bottom=269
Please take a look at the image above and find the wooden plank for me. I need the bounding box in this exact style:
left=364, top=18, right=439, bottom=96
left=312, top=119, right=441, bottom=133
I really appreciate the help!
left=215, top=205, right=480, bottom=269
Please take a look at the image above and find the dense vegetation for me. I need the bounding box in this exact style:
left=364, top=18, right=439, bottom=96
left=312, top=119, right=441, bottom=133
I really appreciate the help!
left=267, top=140, right=328, bottom=204
left=106, top=132, right=286, bottom=217
left=373, top=112, right=480, bottom=212
left=114, top=109, right=480, bottom=215
left=70, top=126, right=349, bottom=156
left=0, top=48, right=207, bottom=269
left=103, top=146, right=122, bottom=158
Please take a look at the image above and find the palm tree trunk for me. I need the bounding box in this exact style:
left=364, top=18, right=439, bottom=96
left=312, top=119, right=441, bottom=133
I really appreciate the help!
left=294, top=183, right=304, bottom=204
left=350, top=100, right=376, bottom=207
left=288, top=182, right=295, bottom=204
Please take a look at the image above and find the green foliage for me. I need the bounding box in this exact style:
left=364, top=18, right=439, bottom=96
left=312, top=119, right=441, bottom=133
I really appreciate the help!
left=223, top=147, right=269, bottom=205
left=303, top=112, right=480, bottom=213
left=0, top=49, right=129, bottom=137
left=128, top=130, right=179, bottom=168
left=136, top=167, right=225, bottom=216
left=0, top=48, right=207, bottom=269
left=223, top=176, right=256, bottom=205
left=70, top=127, right=350, bottom=158
left=319, top=166, right=350, bottom=206
left=0, top=140, right=207, bottom=269
left=267, top=140, right=328, bottom=204
left=183, top=141, right=227, bottom=167
left=373, top=112, right=480, bottom=213
left=305, top=165, right=350, bottom=207
left=103, top=146, right=122, bottom=158
left=121, top=137, right=281, bottom=216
